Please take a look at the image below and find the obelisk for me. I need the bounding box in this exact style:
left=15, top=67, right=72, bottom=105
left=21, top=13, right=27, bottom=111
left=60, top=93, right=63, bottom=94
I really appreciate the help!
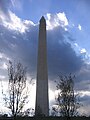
left=35, top=16, right=49, bottom=116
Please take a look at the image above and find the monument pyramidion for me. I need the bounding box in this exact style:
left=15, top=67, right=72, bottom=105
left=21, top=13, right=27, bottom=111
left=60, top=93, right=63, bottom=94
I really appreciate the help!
left=35, top=16, right=49, bottom=116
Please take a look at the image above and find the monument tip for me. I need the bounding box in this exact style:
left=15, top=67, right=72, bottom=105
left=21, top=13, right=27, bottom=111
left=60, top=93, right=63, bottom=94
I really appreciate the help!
left=40, top=16, right=46, bottom=22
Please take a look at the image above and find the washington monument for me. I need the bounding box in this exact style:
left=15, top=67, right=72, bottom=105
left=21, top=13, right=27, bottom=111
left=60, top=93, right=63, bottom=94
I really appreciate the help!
left=35, top=16, right=49, bottom=116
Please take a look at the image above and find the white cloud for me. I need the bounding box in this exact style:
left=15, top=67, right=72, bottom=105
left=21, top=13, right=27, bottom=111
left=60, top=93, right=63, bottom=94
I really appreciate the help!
left=0, top=53, right=3, bottom=59
left=28, top=81, right=36, bottom=108
left=72, top=24, right=75, bottom=27
left=57, top=12, right=68, bottom=26
left=0, top=63, right=7, bottom=70
left=49, top=89, right=55, bottom=102
left=80, top=48, right=86, bottom=54
left=80, top=48, right=90, bottom=64
left=0, top=75, right=5, bottom=79
left=1, top=11, right=68, bottom=32
left=3, top=63, right=7, bottom=70
left=0, top=53, right=10, bottom=61
left=79, top=90, right=90, bottom=97
left=46, top=12, right=68, bottom=30
left=0, top=11, right=35, bottom=33
left=73, top=43, right=90, bottom=64
left=0, top=53, right=10, bottom=70
left=74, top=43, right=78, bottom=47
left=78, top=24, right=82, bottom=30
left=4, top=11, right=27, bottom=32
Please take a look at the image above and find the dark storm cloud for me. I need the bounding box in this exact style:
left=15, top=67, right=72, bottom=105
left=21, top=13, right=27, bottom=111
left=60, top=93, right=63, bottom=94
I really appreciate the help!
left=68, top=36, right=76, bottom=41
left=0, top=24, right=39, bottom=77
left=80, top=95, right=90, bottom=103
left=47, top=27, right=83, bottom=79
left=0, top=25, right=84, bottom=81
left=0, top=21, right=84, bottom=80
left=74, top=64, right=90, bottom=91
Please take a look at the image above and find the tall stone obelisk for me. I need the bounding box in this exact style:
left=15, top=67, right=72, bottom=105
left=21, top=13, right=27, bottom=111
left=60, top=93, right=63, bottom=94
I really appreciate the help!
left=35, top=16, right=49, bottom=116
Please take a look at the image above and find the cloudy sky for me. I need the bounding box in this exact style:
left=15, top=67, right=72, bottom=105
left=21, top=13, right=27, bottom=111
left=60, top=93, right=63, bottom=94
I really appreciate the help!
left=0, top=0, right=90, bottom=116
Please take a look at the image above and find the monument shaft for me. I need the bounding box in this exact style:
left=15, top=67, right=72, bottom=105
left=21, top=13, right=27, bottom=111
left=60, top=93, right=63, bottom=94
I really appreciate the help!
left=35, top=17, right=49, bottom=116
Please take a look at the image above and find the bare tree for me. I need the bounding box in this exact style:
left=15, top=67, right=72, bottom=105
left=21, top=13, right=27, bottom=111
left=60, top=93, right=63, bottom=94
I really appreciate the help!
left=53, top=74, right=80, bottom=117
left=2, top=61, right=30, bottom=118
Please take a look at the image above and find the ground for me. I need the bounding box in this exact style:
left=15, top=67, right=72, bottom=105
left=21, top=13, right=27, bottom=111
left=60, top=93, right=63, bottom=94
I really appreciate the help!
left=0, top=116, right=90, bottom=120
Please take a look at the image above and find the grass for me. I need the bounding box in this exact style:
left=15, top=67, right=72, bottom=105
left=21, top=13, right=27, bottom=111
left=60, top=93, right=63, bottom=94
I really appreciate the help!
left=0, top=116, right=90, bottom=120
